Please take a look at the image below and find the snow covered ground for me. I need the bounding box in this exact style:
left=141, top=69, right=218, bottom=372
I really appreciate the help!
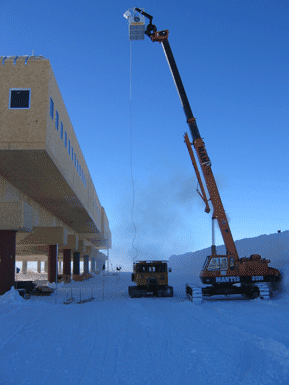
left=1, top=231, right=289, bottom=385
left=0, top=271, right=288, bottom=385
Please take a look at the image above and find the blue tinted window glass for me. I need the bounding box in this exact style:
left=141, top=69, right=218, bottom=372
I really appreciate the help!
left=55, top=111, right=59, bottom=130
left=50, top=98, right=54, bottom=119
left=60, top=122, right=63, bottom=139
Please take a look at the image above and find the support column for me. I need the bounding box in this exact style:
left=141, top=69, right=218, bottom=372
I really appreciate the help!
left=58, top=261, right=62, bottom=274
left=44, top=260, right=48, bottom=273
left=91, top=257, right=96, bottom=272
left=37, top=260, right=41, bottom=273
left=48, top=245, right=58, bottom=284
left=63, top=249, right=71, bottom=282
left=22, top=260, right=27, bottom=274
left=106, top=249, right=109, bottom=272
left=83, top=255, right=89, bottom=274
left=0, top=230, right=17, bottom=295
left=73, top=252, right=80, bottom=275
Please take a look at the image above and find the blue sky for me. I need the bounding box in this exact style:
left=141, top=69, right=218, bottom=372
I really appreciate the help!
left=1, top=0, right=288, bottom=270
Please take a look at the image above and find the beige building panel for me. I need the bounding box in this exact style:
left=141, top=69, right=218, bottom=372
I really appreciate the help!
left=90, top=207, right=112, bottom=248
left=0, top=201, right=33, bottom=232
left=0, top=57, right=48, bottom=148
left=16, top=254, right=47, bottom=261
left=0, top=176, right=56, bottom=229
left=45, top=63, right=102, bottom=232
left=58, top=234, right=78, bottom=251
left=16, top=245, right=48, bottom=256
left=19, top=227, right=68, bottom=246
left=0, top=175, right=90, bottom=254
left=0, top=55, right=109, bottom=247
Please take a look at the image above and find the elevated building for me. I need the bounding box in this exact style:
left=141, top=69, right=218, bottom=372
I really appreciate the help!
left=0, top=55, right=111, bottom=294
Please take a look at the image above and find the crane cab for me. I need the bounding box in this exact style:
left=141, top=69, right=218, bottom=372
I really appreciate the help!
left=199, top=253, right=280, bottom=285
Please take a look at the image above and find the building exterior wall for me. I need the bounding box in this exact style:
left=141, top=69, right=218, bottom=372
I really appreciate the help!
left=0, top=55, right=110, bottom=248
left=45, top=64, right=102, bottom=231
left=0, top=56, right=48, bottom=150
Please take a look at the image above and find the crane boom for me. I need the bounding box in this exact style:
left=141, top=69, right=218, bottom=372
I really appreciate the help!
left=161, top=39, right=201, bottom=141
left=185, top=135, right=238, bottom=258
left=136, top=11, right=238, bottom=259
left=125, top=8, right=281, bottom=303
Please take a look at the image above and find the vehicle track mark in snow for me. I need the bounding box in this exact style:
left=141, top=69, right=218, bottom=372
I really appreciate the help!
left=145, top=312, right=169, bottom=385
left=256, top=337, right=289, bottom=369
left=98, top=318, right=110, bottom=381
left=230, top=336, right=253, bottom=385
left=146, top=300, right=195, bottom=385
left=205, top=305, right=289, bottom=384
left=0, top=313, right=31, bottom=353
left=75, top=322, right=100, bottom=385
left=173, top=303, right=258, bottom=384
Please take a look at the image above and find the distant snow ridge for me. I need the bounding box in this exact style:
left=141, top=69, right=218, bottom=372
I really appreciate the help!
left=169, top=230, right=289, bottom=295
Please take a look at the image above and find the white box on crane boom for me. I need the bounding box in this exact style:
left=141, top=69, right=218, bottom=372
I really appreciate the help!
left=123, top=8, right=145, bottom=40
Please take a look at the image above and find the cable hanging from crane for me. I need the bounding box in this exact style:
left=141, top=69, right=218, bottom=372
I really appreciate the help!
left=129, top=40, right=138, bottom=262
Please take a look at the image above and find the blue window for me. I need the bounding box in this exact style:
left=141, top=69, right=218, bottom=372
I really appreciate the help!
left=68, top=139, right=70, bottom=155
left=55, top=111, right=59, bottom=130
left=74, top=153, right=76, bottom=167
left=64, top=131, right=67, bottom=148
left=50, top=98, right=54, bottom=119
left=60, top=122, right=63, bottom=140
left=77, top=159, right=79, bottom=172
left=71, top=146, right=74, bottom=161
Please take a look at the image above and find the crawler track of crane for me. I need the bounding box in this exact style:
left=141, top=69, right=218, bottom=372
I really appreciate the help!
left=255, top=282, right=270, bottom=300
left=186, top=282, right=271, bottom=303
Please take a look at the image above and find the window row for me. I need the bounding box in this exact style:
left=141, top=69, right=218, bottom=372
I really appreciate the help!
left=50, top=97, right=87, bottom=188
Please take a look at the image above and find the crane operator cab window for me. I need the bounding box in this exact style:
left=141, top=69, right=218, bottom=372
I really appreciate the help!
left=136, top=264, right=167, bottom=273
left=207, top=257, right=228, bottom=271
left=202, top=257, right=210, bottom=271
left=155, top=264, right=167, bottom=273
left=137, top=265, right=149, bottom=273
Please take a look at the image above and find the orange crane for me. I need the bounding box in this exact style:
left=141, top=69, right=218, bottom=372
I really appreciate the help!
left=125, top=8, right=281, bottom=303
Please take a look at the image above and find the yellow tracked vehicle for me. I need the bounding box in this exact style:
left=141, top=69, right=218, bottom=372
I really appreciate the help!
left=129, top=260, right=173, bottom=298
